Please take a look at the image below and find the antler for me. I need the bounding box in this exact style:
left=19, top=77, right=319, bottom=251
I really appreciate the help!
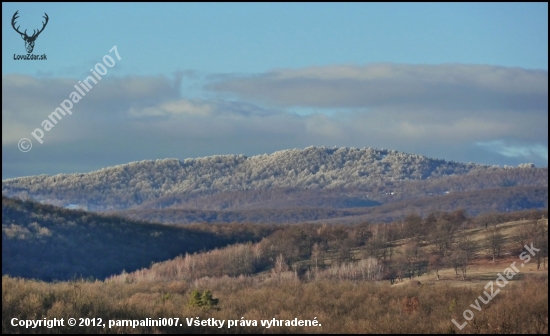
left=29, top=13, right=49, bottom=39
left=11, top=10, right=25, bottom=36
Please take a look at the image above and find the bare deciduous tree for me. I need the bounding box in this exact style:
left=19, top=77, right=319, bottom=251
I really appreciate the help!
left=530, top=220, right=548, bottom=270
left=487, top=226, right=505, bottom=263
left=428, top=254, right=443, bottom=280
left=272, top=253, right=288, bottom=282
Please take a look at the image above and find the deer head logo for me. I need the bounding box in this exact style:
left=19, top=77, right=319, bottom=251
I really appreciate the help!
left=12, top=10, right=49, bottom=54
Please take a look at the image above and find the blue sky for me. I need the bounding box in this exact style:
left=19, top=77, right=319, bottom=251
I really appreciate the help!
left=2, top=2, right=548, bottom=178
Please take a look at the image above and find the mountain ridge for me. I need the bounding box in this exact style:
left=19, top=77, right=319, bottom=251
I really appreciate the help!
left=2, top=146, right=544, bottom=211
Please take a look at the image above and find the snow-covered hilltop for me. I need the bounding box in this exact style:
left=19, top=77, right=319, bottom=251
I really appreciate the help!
left=0, top=146, right=536, bottom=210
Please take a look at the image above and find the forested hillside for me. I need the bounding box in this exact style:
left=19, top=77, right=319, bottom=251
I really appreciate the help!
left=134, top=165, right=547, bottom=210
left=113, top=186, right=548, bottom=224
left=5, top=146, right=539, bottom=211
left=1, top=197, right=275, bottom=281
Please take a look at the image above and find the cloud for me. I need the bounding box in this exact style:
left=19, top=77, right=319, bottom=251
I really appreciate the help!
left=207, top=63, right=548, bottom=163
left=129, top=100, right=214, bottom=117
left=477, top=140, right=548, bottom=161
left=2, top=74, right=181, bottom=145
left=208, top=63, right=548, bottom=111
left=2, top=64, right=548, bottom=179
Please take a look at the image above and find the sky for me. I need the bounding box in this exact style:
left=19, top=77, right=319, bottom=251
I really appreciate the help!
left=2, top=2, right=548, bottom=179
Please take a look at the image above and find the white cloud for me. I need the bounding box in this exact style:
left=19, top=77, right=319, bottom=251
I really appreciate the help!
left=129, top=100, right=213, bottom=117
left=477, top=140, right=548, bottom=161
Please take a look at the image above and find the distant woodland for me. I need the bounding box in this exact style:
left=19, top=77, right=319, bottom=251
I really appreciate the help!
left=3, top=147, right=546, bottom=211
left=114, top=186, right=547, bottom=224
